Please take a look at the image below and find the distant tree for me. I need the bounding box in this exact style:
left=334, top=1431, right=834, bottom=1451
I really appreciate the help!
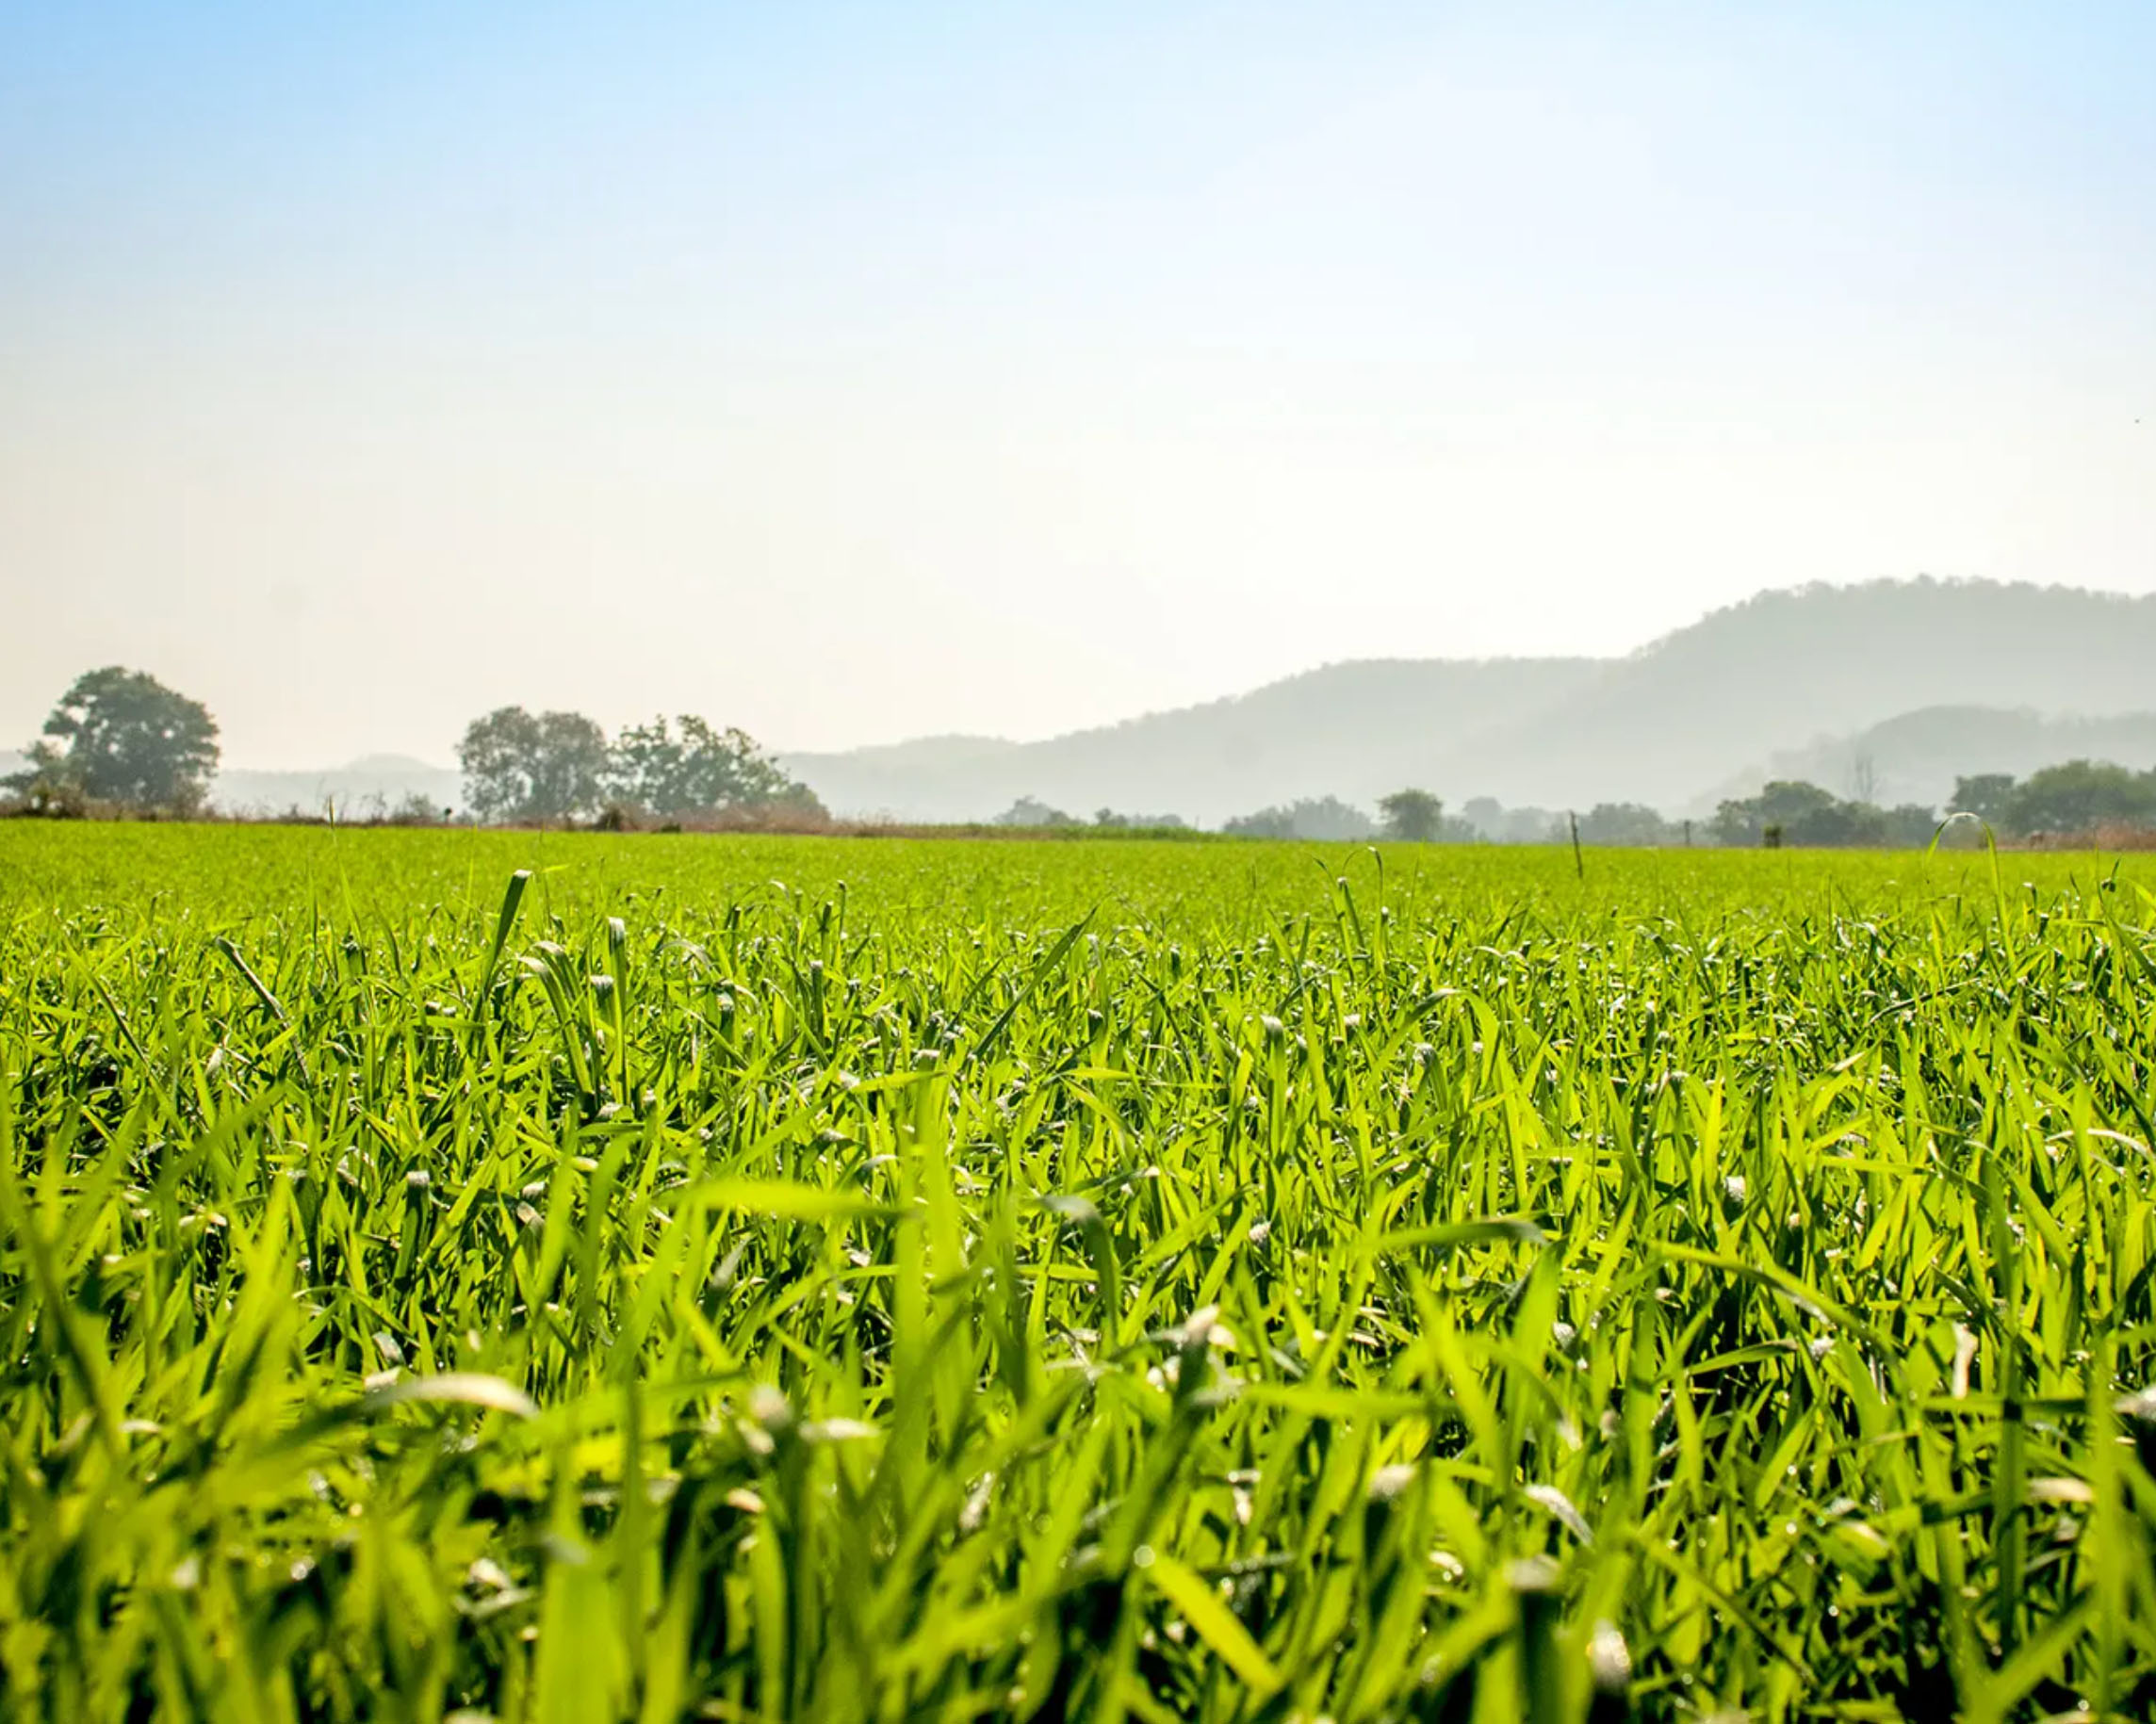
left=1883, top=803, right=1942, bottom=847
left=608, top=715, right=810, bottom=819
left=1713, top=780, right=1840, bottom=847
left=2001, top=759, right=2156, bottom=836
left=1459, top=797, right=1505, bottom=840
left=1378, top=789, right=1446, bottom=843
left=457, top=707, right=610, bottom=824
left=1785, top=798, right=1877, bottom=848
left=1949, top=773, right=2017, bottom=826
left=1846, top=750, right=1880, bottom=805
left=1576, top=803, right=1673, bottom=847
left=1223, top=796, right=1377, bottom=841
left=994, top=796, right=1075, bottom=827
left=1221, top=806, right=1296, bottom=839
left=1087, top=807, right=1187, bottom=831
left=1458, top=797, right=1568, bottom=844
left=7, top=666, right=220, bottom=813
left=1712, top=780, right=1937, bottom=849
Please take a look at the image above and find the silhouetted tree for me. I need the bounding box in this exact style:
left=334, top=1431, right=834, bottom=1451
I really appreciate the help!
left=1378, top=789, right=1446, bottom=843
left=457, top=707, right=610, bottom=824
left=8, top=666, right=220, bottom=813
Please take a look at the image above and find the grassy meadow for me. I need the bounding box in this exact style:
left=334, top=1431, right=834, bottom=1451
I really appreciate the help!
left=5, top=823, right=2156, bottom=1721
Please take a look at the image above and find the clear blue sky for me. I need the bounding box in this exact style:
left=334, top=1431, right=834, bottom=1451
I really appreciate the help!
left=4, top=2, right=2152, bottom=765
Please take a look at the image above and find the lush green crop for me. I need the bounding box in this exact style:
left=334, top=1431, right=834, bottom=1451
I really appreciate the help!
left=6, top=825, right=2156, bottom=1721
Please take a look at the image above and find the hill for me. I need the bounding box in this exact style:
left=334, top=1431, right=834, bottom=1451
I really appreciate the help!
left=1462, top=579, right=2156, bottom=811
left=782, top=658, right=1604, bottom=826
left=785, top=578, right=2156, bottom=822
left=1726, top=706, right=2156, bottom=810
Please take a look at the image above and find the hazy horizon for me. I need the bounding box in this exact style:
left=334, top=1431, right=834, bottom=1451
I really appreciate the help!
left=6, top=3, right=2153, bottom=769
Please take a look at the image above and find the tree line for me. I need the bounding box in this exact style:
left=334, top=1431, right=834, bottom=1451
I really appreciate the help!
left=1035, top=767, right=2156, bottom=849
left=1947, top=761, right=2156, bottom=839
left=455, top=707, right=822, bottom=827
left=0, top=668, right=821, bottom=828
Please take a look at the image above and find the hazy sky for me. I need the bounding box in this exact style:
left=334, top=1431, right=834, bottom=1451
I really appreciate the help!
left=4, top=3, right=2153, bottom=768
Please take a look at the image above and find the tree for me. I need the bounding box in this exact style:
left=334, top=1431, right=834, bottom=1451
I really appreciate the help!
left=1949, top=773, right=2017, bottom=826
left=457, top=707, right=610, bottom=824
left=1883, top=803, right=1942, bottom=847
left=994, top=797, right=1076, bottom=828
left=1576, top=803, right=1673, bottom=846
left=1712, top=780, right=1839, bottom=847
left=1379, top=789, right=1446, bottom=843
left=608, top=715, right=808, bottom=819
left=1710, top=779, right=1936, bottom=849
left=1223, top=796, right=1377, bottom=840
left=2001, top=760, right=2156, bottom=837
left=8, top=666, right=220, bottom=812
left=1846, top=750, right=1880, bottom=805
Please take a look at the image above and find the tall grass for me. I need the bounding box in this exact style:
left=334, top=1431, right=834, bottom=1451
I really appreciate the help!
left=2, top=826, right=2155, bottom=1719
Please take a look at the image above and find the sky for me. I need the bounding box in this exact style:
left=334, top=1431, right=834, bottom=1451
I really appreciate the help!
left=3, top=2, right=2153, bottom=769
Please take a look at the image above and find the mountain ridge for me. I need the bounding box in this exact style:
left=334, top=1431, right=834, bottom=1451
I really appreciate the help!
left=782, top=577, right=2156, bottom=821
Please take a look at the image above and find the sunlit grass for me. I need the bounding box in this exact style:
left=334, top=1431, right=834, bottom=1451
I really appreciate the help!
left=3, top=824, right=2155, bottom=1719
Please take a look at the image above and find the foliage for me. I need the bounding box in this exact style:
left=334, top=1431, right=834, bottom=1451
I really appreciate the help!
left=1574, top=802, right=1674, bottom=846
left=1378, top=787, right=1446, bottom=842
left=457, top=707, right=612, bottom=824
left=1951, top=773, right=2018, bottom=826
left=608, top=715, right=820, bottom=821
left=1222, top=794, right=1377, bottom=840
left=2002, top=760, right=2156, bottom=837
left=1712, top=780, right=1938, bottom=849
left=8, top=828, right=2156, bottom=1719
left=459, top=711, right=820, bottom=828
left=1460, top=796, right=1569, bottom=844
left=1091, top=808, right=1188, bottom=830
left=993, top=797, right=1077, bottom=827
left=6, top=667, right=220, bottom=813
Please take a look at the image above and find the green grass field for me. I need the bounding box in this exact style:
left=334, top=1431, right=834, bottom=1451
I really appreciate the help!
left=6, top=824, right=2156, bottom=1721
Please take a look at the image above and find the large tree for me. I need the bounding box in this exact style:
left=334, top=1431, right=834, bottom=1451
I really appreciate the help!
left=2002, top=759, right=2156, bottom=836
left=456, top=707, right=610, bottom=824
left=1378, top=789, right=1446, bottom=843
left=607, top=715, right=811, bottom=819
left=9, top=666, right=220, bottom=812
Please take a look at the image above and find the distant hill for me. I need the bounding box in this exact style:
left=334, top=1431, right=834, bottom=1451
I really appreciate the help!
left=782, top=658, right=1604, bottom=825
left=785, top=579, right=2156, bottom=822
left=211, top=756, right=461, bottom=818
left=1724, top=707, right=2156, bottom=810
left=1457, top=579, right=2156, bottom=811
